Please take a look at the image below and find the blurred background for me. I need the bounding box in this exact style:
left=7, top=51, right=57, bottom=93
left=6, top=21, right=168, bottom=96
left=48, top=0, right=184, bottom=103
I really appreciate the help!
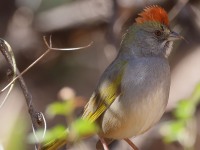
left=0, top=0, right=200, bottom=150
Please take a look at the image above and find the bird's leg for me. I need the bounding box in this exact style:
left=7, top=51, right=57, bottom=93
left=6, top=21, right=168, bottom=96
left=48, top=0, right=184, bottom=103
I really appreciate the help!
left=124, top=138, right=138, bottom=150
left=98, top=136, right=109, bottom=150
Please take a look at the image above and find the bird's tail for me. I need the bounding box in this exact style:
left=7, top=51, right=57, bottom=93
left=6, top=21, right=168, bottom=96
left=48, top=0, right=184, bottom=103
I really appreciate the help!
left=41, top=130, right=68, bottom=150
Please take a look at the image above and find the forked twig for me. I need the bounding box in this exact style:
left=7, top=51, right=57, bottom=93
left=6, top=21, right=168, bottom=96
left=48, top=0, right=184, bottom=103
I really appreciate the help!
left=0, top=36, right=92, bottom=149
left=0, top=39, right=17, bottom=108
left=0, top=38, right=44, bottom=149
left=0, top=36, right=92, bottom=93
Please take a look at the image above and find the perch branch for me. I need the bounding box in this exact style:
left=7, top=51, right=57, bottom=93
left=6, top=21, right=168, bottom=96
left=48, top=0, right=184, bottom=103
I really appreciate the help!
left=0, top=36, right=92, bottom=92
left=0, top=38, right=17, bottom=108
left=0, top=38, right=44, bottom=149
left=0, top=36, right=92, bottom=149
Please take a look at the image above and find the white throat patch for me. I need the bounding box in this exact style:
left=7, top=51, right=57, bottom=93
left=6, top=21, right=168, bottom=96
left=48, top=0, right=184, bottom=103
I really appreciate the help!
left=161, top=41, right=173, bottom=58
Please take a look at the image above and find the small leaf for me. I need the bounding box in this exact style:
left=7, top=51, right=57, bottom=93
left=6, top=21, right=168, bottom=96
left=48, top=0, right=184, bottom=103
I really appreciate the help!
left=174, top=100, right=195, bottom=119
left=46, top=101, right=74, bottom=117
left=161, top=120, right=185, bottom=143
left=28, top=125, right=66, bottom=143
left=7, top=117, right=27, bottom=150
left=191, top=83, right=200, bottom=104
left=44, top=125, right=67, bottom=142
left=71, top=119, right=99, bottom=138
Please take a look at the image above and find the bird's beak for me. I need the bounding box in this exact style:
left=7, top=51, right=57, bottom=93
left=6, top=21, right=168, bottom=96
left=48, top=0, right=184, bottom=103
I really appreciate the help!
left=168, top=31, right=184, bottom=41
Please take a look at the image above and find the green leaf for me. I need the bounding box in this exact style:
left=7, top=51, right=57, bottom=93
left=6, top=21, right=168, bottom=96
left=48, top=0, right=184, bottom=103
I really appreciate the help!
left=161, top=83, right=200, bottom=149
left=161, top=120, right=185, bottom=143
left=28, top=125, right=66, bottom=143
left=71, top=119, right=99, bottom=138
left=174, top=100, right=195, bottom=119
left=191, top=83, right=200, bottom=104
left=7, top=116, right=27, bottom=150
left=46, top=101, right=74, bottom=117
left=44, top=125, right=67, bottom=142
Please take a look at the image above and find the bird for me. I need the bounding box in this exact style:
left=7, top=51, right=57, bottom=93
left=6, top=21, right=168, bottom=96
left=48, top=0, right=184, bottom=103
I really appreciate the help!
left=42, top=5, right=183, bottom=150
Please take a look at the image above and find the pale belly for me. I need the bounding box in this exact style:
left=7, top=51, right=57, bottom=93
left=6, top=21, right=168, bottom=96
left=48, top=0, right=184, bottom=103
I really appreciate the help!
left=98, top=57, right=170, bottom=139
left=99, top=79, right=169, bottom=139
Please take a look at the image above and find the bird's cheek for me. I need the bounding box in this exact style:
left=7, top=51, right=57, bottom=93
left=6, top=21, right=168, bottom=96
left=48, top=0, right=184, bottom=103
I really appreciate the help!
left=145, top=38, right=155, bottom=46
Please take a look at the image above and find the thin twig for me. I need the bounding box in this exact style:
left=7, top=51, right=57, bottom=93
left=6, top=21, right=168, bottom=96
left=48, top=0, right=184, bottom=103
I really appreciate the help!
left=0, top=36, right=93, bottom=92
left=44, top=35, right=93, bottom=51
left=0, top=49, right=51, bottom=93
left=0, top=38, right=44, bottom=149
left=0, top=38, right=17, bottom=108
left=0, top=36, right=92, bottom=149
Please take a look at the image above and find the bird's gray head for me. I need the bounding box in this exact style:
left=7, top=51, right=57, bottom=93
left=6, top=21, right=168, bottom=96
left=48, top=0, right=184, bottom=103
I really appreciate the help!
left=119, top=6, right=182, bottom=58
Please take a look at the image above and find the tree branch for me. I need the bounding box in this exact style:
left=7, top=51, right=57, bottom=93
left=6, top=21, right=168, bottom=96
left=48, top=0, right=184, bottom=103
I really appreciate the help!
left=0, top=38, right=44, bottom=149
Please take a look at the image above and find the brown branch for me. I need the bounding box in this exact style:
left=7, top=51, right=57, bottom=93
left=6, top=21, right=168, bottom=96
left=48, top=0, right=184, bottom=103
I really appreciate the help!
left=0, top=36, right=92, bottom=149
left=1, top=36, right=92, bottom=92
left=0, top=38, right=44, bottom=149
left=0, top=39, right=16, bottom=108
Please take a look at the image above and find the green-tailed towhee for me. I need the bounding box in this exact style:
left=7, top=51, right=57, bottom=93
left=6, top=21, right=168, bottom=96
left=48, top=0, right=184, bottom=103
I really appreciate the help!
left=42, top=5, right=183, bottom=150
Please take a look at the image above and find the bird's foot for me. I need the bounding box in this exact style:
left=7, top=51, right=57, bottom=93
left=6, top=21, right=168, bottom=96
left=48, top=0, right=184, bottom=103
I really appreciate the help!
left=99, top=137, right=109, bottom=150
left=124, top=138, right=138, bottom=150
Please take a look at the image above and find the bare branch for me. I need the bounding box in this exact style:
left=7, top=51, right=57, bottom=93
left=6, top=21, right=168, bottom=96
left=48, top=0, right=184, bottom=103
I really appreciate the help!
left=0, top=39, right=17, bottom=108
left=0, top=36, right=92, bottom=149
left=44, top=35, right=93, bottom=51
left=0, top=49, right=51, bottom=93
left=0, top=38, right=44, bottom=149
left=1, top=36, right=92, bottom=92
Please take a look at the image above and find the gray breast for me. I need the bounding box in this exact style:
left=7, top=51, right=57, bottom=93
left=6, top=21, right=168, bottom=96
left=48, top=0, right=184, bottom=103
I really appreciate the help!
left=121, top=56, right=170, bottom=135
left=101, top=56, right=170, bottom=139
left=122, top=56, right=170, bottom=104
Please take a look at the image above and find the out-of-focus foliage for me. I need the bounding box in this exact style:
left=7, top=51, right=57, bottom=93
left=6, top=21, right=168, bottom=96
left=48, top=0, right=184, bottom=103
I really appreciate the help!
left=70, top=118, right=99, bottom=138
left=29, top=99, right=98, bottom=144
left=1, top=0, right=200, bottom=149
left=28, top=125, right=66, bottom=143
left=46, top=101, right=74, bottom=117
left=6, top=117, right=28, bottom=150
left=161, top=83, right=200, bottom=149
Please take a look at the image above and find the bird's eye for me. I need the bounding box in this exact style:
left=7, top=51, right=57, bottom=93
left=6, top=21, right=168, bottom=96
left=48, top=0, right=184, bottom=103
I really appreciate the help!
left=154, top=30, right=162, bottom=36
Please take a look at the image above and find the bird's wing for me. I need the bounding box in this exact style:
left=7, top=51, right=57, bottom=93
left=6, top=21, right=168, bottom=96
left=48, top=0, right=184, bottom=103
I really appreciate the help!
left=82, top=60, right=127, bottom=123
